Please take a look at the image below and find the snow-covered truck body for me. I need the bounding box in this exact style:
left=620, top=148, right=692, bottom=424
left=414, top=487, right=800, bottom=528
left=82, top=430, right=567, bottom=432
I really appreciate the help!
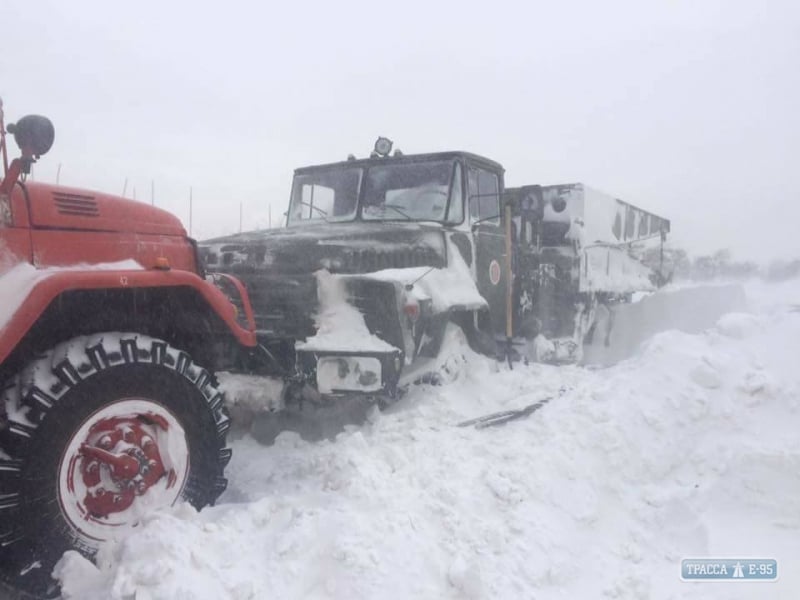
left=0, top=99, right=256, bottom=599
left=202, top=142, right=671, bottom=396
left=506, top=183, right=670, bottom=359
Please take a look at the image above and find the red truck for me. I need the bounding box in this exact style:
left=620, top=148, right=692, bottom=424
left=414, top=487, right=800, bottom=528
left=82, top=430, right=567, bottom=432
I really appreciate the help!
left=0, top=99, right=256, bottom=599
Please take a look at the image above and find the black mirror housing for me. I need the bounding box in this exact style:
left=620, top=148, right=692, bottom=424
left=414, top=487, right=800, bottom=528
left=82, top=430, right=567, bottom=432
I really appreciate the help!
left=8, top=114, right=55, bottom=157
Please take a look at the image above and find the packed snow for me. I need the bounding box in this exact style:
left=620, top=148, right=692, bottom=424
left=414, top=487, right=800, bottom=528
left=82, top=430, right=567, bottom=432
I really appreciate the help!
left=583, top=283, right=747, bottom=366
left=296, top=269, right=397, bottom=353
left=55, top=279, right=800, bottom=599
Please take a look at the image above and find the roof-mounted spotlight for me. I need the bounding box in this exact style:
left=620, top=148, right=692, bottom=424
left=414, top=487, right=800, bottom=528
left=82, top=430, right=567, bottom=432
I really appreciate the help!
left=8, top=114, right=55, bottom=158
left=373, top=136, right=393, bottom=158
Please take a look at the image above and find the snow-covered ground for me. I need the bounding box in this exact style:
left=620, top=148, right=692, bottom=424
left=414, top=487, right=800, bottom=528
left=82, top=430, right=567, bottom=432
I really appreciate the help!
left=56, top=279, right=800, bottom=600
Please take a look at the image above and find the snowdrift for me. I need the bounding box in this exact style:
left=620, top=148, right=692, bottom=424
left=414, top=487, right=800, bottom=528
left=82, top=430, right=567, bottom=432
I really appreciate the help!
left=56, top=281, right=800, bottom=600
left=583, top=282, right=747, bottom=366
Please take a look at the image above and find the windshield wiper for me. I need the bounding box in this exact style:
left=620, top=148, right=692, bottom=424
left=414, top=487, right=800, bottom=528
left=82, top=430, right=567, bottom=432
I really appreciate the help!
left=298, top=201, right=330, bottom=222
left=471, top=214, right=501, bottom=229
left=382, top=204, right=413, bottom=220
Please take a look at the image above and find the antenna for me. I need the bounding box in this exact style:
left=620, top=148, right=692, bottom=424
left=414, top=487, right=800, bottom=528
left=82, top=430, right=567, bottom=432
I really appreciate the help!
left=151, top=180, right=155, bottom=206
left=56, top=163, right=62, bottom=184
left=239, top=201, right=243, bottom=233
left=268, top=204, right=272, bottom=228
left=189, top=186, right=193, bottom=236
left=122, top=178, right=128, bottom=197
left=0, top=96, right=7, bottom=174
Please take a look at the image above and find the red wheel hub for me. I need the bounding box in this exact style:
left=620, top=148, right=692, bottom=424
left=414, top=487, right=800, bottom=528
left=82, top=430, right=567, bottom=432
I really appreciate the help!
left=75, top=414, right=172, bottom=518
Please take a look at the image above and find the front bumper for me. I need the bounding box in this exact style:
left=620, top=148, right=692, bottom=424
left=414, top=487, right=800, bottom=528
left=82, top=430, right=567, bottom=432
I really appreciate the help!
left=295, top=348, right=404, bottom=396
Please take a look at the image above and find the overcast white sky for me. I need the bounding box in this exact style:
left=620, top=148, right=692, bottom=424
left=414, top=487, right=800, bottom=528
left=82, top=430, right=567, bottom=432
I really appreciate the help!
left=3, top=0, right=799, bottom=261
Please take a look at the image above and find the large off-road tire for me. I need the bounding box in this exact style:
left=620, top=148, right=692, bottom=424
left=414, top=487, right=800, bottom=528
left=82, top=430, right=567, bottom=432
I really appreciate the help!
left=0, top=333, right=231, bottom=599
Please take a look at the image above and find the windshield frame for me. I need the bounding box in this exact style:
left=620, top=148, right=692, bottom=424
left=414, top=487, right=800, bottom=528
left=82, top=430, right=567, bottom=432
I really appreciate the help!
left=359, top=159, right=462, bottom=225
left=286, top=166, right=364, bottom=226
left=286, top=158, right=467, bottom=228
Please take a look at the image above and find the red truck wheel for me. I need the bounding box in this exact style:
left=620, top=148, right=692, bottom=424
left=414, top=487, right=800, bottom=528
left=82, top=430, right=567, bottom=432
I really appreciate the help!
left=0, top=333, right=231, bottom=599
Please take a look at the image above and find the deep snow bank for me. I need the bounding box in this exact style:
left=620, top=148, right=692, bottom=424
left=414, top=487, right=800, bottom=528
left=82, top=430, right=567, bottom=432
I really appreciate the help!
left=583, top=282, right=748, bottom=366
left=56, top=281, right=800, bottom=600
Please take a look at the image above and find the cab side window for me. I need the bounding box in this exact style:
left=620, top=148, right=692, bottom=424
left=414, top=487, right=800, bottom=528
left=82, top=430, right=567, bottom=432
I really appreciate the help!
left=468, top=167, right=500, bottom=225
left=446, top=162, right=464, bottom=224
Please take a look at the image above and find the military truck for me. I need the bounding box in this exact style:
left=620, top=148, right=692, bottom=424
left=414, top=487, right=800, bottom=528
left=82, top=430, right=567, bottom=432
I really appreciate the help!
left=202, top=138, right=669, bottom=402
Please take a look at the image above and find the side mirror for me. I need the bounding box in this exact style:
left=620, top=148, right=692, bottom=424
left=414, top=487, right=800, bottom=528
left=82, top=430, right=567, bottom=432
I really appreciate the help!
left=7, top=114, right=55, bottom=157
left=517, top=185, right=542, bottom=217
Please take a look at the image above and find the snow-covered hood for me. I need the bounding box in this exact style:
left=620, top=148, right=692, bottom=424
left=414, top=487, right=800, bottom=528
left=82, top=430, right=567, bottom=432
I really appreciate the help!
left=200, top=221, right=447, bottom=275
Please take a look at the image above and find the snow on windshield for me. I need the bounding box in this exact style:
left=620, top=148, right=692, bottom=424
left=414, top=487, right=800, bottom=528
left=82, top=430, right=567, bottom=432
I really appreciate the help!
left=362, top=160, right=453, bottom=222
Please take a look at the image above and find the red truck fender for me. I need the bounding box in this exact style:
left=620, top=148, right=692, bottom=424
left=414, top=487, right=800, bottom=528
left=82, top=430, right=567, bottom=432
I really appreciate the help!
left=0, top=266, right=257, bottom=365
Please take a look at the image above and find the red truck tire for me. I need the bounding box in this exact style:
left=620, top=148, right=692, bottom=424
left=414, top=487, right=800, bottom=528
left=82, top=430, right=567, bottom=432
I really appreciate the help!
left=0, top=333, right=231, bottom=598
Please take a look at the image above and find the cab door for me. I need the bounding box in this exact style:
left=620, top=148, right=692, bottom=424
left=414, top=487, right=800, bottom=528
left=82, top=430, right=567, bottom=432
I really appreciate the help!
left=468, top=165, right=506, bottom=336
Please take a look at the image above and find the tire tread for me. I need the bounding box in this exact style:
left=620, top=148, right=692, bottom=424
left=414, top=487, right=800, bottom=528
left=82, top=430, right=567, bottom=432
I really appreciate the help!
left=0, top=332, right=232, bottom=598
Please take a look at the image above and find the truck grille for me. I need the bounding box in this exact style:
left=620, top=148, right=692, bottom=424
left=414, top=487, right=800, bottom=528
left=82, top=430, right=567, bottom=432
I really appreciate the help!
left=342, top=246, right=443, bottom=273
left=347, top=279, right=404, bottom=350
left=245, top=273, right=318, bottom=339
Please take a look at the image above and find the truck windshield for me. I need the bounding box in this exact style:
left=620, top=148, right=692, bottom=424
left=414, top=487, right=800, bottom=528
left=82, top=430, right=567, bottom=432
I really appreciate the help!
left=287, top=167, right=362, bottom=225
left=362, top=160, right=454, bottom=222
